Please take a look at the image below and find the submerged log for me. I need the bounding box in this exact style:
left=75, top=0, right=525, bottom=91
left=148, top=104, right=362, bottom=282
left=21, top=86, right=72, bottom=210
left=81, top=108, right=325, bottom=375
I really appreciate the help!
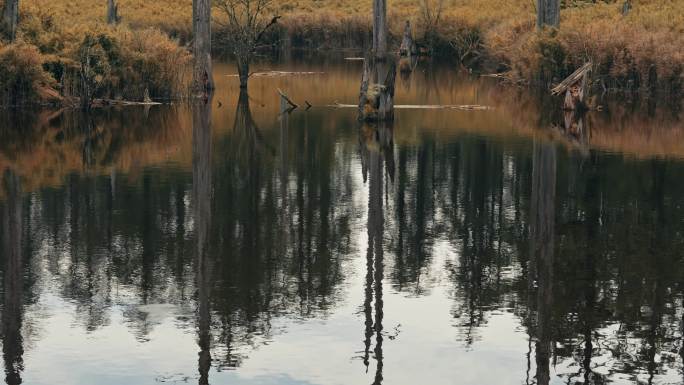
left=551, top=62, right=592, bottom=111
left=358, top=57, right=396, bottom=122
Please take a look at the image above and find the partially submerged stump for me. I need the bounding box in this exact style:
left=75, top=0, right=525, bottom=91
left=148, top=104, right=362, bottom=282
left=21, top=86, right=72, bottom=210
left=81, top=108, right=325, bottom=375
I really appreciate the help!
left=399, top=21, right=416, bottom=57
left=551, top=62, right=592, bottom=111
left=143, top=88, right=152, bottom=103
left=359, top=57, right=396, bottom=122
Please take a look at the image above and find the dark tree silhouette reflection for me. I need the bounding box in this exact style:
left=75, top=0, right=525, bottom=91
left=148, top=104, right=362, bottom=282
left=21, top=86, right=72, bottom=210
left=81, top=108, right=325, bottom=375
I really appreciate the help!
left=529, top=142, right=556, bottom=385
left=359, top=123, right=393, bottom=385
left=1, top=170, right=24, bottom=385
left=192, top=96, right=213, bottom=385
left=0, top=96, right=682, bottom=384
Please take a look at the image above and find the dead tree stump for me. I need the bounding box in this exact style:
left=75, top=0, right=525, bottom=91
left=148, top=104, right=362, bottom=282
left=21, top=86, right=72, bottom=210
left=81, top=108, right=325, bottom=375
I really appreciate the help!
left=551, top=62, right=592, bottom=111
left=1, top=0, right=18, bottom=41
left=399, top=21, right=416, bottom=57
left=107, top=0, right=120, bottom=25
left=359, top=57, right=396, bottom=122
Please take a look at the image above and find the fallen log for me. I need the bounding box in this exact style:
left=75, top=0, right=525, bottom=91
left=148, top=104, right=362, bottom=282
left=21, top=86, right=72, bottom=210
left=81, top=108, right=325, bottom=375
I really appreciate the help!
left=226, top=71, right=324, bottom=78
left=551, top=62, right=592, bottom=111
left=94, top=98, right=162, bottom=106
left=330, top=103, right=492, bottom=111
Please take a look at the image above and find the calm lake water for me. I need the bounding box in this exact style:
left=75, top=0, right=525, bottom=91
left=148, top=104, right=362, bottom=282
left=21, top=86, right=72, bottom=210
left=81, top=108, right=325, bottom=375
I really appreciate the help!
left=1, top=55, right=684, bottom=385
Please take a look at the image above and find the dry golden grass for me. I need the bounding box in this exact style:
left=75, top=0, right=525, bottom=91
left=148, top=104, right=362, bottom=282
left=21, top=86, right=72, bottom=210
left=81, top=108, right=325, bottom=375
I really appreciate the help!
left=0, top=0, right=192, bottom=104
left=0, top=0, right=681, bottom=101
left=488, top=1, right=684, bottom=90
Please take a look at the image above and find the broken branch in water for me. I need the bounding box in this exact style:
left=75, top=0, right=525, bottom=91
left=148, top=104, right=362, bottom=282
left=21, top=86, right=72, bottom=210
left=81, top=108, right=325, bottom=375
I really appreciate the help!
left=277, top=88, right=298, bottom=110
left=552, top=62, right=592, bottom=111
left=551, top=62, right=592, bottom=96
left=328, top=103, right=492, bottom=111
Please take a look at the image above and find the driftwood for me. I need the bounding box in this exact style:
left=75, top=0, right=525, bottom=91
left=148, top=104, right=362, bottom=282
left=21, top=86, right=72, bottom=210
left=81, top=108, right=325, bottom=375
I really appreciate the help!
left=333, top=103, right=491, bottom=111
left=551, top=62, right=592, bottom=111
left=277, top=88, right=298, bottom=112
left=227, top=71, right=324, bottom=78
left=90, top=98, right=162, bottom=107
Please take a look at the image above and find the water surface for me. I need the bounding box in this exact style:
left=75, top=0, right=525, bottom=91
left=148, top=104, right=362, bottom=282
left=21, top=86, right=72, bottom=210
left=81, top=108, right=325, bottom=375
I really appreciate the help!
left=1, top=56, right=683, bottom=385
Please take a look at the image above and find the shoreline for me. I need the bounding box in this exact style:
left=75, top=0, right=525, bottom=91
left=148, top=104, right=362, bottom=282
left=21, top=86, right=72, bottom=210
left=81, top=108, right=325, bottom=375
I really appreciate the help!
left=1, top=1, right=683, bottom=106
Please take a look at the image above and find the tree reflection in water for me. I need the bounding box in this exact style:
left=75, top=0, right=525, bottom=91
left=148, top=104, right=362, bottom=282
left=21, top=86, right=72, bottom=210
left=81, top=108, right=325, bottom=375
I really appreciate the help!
left=0, top=97, right=683, bottom=384
left=529, top=141, right=556, bottom=385
left=1, top=170, right=24, bottom=385
left=192, top=95, right=213, bottom=385
left=359, top=122, right=393, bottom=384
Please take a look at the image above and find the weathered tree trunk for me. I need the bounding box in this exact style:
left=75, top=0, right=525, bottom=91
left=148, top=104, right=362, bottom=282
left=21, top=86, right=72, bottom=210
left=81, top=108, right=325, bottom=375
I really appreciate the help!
left=192, top=0, right=215, bottom=95
left=237, top=58, right=249, bottom=89
left=399, top=20, right=415, bottom=57
left=562, top=79, right=586, bottom=111
left=536, top=0, right=560, bottom=29
left=107, top=0, right=119, bottom=25
left=361, top=0, right=394, bottom=121
left=1, top=0, right=19, bottom=42
left=359, top=57, right=396, bottom=122
left=372, top=0, right=387, bottom=58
